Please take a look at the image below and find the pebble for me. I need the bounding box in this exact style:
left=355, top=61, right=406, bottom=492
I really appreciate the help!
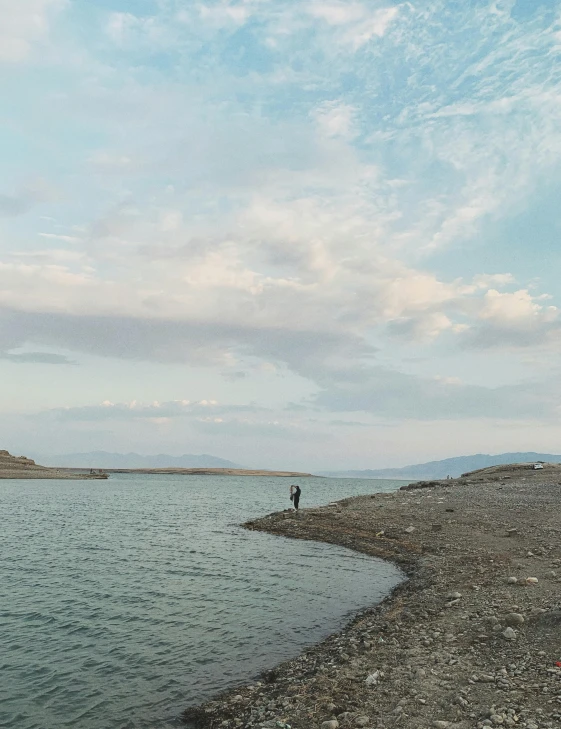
left=504, top=613, right=525, bottom=626
left=447, top=592, right=462, bottom=600
left=365, top=671, right=381, bottom=685
left=502, top=627, right=517, bottom=640
left=321, top=721, right=339, bottom=729
left=506, top=577, right=518, bottom=584
left=404, top=526, right=415, bottom=534
left=433, top=722, right=450, bottom=728
left=355, top=717, right=370, bottom=727
left=526, top=577, right=539, bottom=584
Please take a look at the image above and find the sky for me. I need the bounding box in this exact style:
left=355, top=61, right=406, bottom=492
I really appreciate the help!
left=1, top=0, right=561, bottom=470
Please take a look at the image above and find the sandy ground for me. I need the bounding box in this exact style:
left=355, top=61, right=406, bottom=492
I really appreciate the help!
left=183, top=464, right=561, bottom=729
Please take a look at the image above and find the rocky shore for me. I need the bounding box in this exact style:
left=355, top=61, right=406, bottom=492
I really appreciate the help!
left=183, top=464, right=561, bottom=729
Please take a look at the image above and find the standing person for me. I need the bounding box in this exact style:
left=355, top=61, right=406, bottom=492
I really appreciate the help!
left=290, top=484, right=301, bottom=510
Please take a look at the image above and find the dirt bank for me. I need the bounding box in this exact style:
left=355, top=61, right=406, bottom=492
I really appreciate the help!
left=183, top=464, right=561, bottom=729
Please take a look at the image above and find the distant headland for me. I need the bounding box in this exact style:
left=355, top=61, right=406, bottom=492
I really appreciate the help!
left=63, top=467, right=314, bottom=477
left=319, top=451, right=561, bottom=480
left=0, top=450, right=107, bottom=479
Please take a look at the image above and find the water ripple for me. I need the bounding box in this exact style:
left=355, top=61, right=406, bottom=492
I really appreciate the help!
left=0, top=474, right=404, bottom=729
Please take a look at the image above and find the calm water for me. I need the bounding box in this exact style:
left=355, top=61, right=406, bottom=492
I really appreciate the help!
left=0, top=475, right=406, bottom=729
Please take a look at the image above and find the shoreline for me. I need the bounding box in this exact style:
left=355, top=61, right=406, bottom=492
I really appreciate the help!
left=59, top=467, right=314, bottom=477
left=0, top=472, right=107, bottom=479
left=0, top=449, right=108, bottom=479
left=183, top=466, right=561, bottom=729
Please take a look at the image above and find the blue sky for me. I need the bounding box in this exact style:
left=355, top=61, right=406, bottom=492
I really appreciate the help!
left=2, top=0, right=561, bottom=470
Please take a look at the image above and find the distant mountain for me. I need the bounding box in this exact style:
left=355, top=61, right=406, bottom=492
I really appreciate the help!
left=35, top=451, right=242, bottom=469
left=320, top=452, right=561, bottom=480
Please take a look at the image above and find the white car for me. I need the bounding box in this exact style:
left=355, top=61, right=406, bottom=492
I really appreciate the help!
left=533, top=463, right=544, bottom=470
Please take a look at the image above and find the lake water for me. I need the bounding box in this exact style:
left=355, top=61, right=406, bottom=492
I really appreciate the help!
left=0, top=474, right=406, bottom=729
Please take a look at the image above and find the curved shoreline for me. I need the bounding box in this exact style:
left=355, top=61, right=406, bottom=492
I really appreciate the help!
left=183, top=468, right=561, bottom=729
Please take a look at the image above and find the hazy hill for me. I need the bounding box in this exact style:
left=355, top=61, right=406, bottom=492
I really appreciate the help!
left=321, top=452, right=561, bottom=480
left=35, top=451, right=242, bottom=469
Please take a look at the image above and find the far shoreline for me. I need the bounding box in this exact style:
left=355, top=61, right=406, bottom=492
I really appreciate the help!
left=57, top=467, right=316, bottom=478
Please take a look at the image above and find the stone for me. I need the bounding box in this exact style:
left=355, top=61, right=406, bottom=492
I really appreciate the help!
left=447, top=592, right=462, bottom=600
left=504, top=613, right=524, bottom=626
left=490, top=715, right=504, bottom=725
left=526, top=577, right=539, bottom=584
left=365, top=671, right=381, bottom=685
left=506, top=577, right=518, bottom=584
left=535, top=609, right=561, bottom=627
left=355, top=717, right=370, bottom=727
left=507, top=529, right=518, bottom=537
left=433, top=722, right=450, bottom=728
left=546, top=570, right=557, bottom=578
left=404, top=526, right=415, bottom=534
left=502, top=627, right=516, bottom=640
left=322, top=721, right=339, bottom=729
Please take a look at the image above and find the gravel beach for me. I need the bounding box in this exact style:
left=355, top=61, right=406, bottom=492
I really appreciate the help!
left=183, top=464, right=561, bottom=729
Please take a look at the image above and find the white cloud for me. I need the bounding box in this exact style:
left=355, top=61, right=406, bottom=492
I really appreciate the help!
left=38, top=233, right=81, bottom=243
left=307, top=3, right=366, bottom=25
left=307, top=3, right=399, bottom=47
left=344, top=6, right=399, bottom=48
left=479, top=289, right=557, bottom=324
left=105, top=12, right=139, bottom=44
left=197, top=3, right=252, bottom=26
left=314, top=101, right=357, bottom=139
left=0, top=0, right=66, bottom=62
left=472, top=273, right=515, bottom=289
left=43, top=399, right=221, bottom=421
